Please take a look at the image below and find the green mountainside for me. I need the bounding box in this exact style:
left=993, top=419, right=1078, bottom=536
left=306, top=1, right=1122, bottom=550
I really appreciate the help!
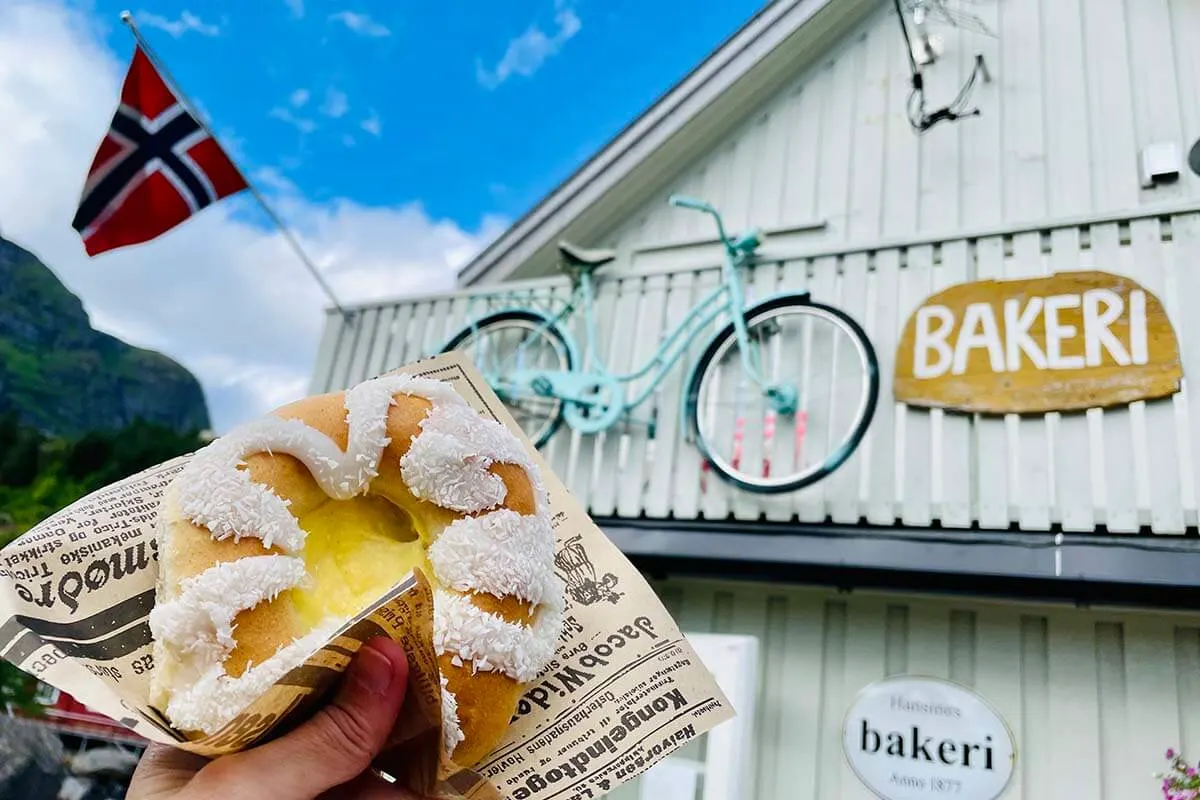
left=0, top=235, right=210, bottom=437
left=0, top=236, right=214, bottom=710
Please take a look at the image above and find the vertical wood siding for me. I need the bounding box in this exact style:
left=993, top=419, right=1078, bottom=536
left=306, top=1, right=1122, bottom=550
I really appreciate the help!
left=599, top=576, right=1200, bottom=800
left=309, top=0, right=1200, bottom=533
left=594, top=0, right=1200, bottom=269
left=312, top=212, right=1200, bottom=534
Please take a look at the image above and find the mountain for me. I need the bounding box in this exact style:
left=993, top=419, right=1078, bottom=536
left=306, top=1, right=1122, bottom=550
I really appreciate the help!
left=0, top=235, right=210, bottom=437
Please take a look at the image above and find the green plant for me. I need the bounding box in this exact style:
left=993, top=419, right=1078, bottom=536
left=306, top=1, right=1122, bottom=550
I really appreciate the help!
left=1, top=660, right=43, bottom=716
left=1158, top=748, right=1200, bottom=799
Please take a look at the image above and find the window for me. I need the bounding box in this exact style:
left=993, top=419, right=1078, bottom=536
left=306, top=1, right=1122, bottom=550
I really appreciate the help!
left=638, top=633, right=759, bottom=800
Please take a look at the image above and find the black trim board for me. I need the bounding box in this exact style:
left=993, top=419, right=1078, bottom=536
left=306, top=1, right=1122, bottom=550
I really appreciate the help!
left=597, top=519, right=1200, bottom=612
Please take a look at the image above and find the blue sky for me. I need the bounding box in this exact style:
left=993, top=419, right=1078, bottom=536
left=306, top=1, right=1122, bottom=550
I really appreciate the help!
left=0, top=0, right=765, bottom=432
left=94, top=0, right=764, bottom=235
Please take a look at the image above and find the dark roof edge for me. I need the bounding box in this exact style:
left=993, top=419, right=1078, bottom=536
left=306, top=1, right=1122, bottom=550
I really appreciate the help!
left=600, top=518, right=1200, bottom=612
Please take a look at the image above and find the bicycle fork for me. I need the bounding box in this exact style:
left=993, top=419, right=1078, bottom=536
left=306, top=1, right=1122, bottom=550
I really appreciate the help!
left=728, top=298, right=799, bottom=417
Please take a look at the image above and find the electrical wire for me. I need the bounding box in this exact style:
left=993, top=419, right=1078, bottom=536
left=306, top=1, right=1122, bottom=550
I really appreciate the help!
left=892, top=0, right=988, bottom=133
left=893, top=0, right=921, bottom=78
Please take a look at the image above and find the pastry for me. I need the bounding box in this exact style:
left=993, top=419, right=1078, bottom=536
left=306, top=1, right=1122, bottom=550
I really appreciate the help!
left=146, top=373, right=565, bottom=767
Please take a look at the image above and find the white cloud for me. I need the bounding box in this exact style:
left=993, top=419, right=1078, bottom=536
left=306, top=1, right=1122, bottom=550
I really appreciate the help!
left=0, top=1, right=508, bottom=433
left=269, top=104, right=317, bottom=133
left=360, top=109, right=382, bottom=137
left=289, top=87, right=310, bottom=107
left=328, top=10, right=391, bottom=37
left=320, top=87, right=349, bottom=119
left=135, top=9, right=220, bottom=37
left=476, top=1, right=581, bottom=89
left=284, top=0, right=304, bottom=19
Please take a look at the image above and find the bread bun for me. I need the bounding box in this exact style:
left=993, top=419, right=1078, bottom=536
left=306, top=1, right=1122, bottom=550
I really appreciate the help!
left=147, top=373, right=565, bottom=767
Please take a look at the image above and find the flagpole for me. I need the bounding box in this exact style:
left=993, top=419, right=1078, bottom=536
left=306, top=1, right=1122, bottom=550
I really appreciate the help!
left=118, top=10, right=353, bottom=323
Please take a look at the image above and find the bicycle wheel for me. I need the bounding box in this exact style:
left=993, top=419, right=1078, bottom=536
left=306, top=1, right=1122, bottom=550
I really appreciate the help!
left=685, top=295, right=879, bottom=493
left=442, top=310, right=574, bottom=449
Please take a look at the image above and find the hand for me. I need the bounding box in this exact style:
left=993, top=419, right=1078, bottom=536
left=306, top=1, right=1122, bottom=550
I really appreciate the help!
left=128, top=637, right=429, bottom=799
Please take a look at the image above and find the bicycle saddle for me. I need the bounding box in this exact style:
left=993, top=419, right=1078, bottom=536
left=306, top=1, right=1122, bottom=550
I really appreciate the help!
left=558, top=240, right=616, bottom=270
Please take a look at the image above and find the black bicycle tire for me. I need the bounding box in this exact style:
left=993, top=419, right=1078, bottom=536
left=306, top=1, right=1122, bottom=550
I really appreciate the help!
left=684, top=295, right=881, bottom=494
left=441, top=309, right=574, bottom=449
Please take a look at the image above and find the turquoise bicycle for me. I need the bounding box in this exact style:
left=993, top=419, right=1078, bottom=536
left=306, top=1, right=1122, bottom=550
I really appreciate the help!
left=440, top=195, right=880, bottom=494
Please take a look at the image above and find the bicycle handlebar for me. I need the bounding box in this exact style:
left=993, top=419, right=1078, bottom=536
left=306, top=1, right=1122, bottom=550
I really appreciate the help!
left=668, top=194, right=713, bottom=213
left=669, top=194, right=739, bottom=253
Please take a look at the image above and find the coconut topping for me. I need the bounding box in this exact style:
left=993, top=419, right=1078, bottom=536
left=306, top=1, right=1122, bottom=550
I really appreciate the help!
left=440, top=675, right=466, bottom=756
left=147, top=555, right=339, bottom=734
left=428, top=509, right=559, bottom=606
left=431, top=587, right=564, bottom=684
left=161, top=621, right=339, bottom=735
left=153, top=372, right=563, bottom=751
left=400, top=398, right=545, bottom=513
left=148, top=555, right=309, bottom=662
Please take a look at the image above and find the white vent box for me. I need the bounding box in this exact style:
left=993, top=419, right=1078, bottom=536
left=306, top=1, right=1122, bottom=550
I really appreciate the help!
left=1140, top=141, right=1181, bottom=188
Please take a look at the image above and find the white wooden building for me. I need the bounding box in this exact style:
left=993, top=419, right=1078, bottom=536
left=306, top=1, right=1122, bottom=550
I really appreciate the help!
left=312, top=0, right=1200, bottom=797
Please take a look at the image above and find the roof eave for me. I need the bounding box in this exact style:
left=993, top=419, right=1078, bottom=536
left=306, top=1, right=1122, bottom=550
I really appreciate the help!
left=457, top=0, right=880, bottom=287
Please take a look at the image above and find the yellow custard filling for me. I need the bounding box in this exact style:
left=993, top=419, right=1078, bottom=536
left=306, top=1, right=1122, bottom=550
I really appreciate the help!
left=289, top=493, right=431, bottom=630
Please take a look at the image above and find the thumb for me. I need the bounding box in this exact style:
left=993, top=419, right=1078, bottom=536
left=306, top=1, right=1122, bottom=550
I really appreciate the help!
left=195, top=637, right=411, bottom=800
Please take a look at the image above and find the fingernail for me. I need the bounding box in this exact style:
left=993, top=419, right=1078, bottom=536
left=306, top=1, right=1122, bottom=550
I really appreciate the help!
left=350, top=643, right=395, bottom=696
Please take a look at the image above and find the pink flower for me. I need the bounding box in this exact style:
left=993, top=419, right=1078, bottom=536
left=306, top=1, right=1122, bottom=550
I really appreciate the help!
left=1170, top=749, right=1178, bottom=759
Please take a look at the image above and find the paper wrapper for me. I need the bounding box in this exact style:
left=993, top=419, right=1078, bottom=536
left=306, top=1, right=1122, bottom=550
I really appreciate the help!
left=0, top=351, right=733, bottom=799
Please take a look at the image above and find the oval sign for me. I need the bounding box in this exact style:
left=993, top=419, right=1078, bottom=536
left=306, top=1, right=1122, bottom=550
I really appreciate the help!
left=893, top=270, right=1182, bottom=414
left=842, top=676, right=1016, bottom=800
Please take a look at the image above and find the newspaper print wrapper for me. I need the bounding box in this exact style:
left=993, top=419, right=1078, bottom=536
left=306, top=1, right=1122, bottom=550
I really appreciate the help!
left=0, top=350, right=734, bottom=799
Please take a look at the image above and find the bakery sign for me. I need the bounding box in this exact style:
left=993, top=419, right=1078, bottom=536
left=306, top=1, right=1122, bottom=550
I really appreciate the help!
left=842, top=676, right=1016, bottom=800
left=894, top=270, right=1183, bottom=414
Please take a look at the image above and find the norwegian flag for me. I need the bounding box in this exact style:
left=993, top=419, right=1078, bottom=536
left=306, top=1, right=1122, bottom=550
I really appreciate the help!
left=71, top=46, right=248, bottom=256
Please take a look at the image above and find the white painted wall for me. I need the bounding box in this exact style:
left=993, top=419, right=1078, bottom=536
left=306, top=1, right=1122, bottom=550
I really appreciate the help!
left=598, top=575, right=1200, bottom=800
left=311, top=210, right=1200, bottom=533
left=308, top=0, right=1200, bottom=532
left=588, top=0, right=1200, bottom=275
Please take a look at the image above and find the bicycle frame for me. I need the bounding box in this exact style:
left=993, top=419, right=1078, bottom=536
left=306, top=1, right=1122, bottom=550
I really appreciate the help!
left=454, top=196, right=795, bottom=434
left=441, top=195, right=880, bottom=492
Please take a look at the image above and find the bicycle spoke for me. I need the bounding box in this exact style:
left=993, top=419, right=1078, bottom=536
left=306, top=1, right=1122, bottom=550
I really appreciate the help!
left=764, top=314, right=786, bottom=479
left=796, top=311, right=815, bottom=475
left=692, top=301, right=876, bottom=493
left=448, top=314, right=571, bottom=448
